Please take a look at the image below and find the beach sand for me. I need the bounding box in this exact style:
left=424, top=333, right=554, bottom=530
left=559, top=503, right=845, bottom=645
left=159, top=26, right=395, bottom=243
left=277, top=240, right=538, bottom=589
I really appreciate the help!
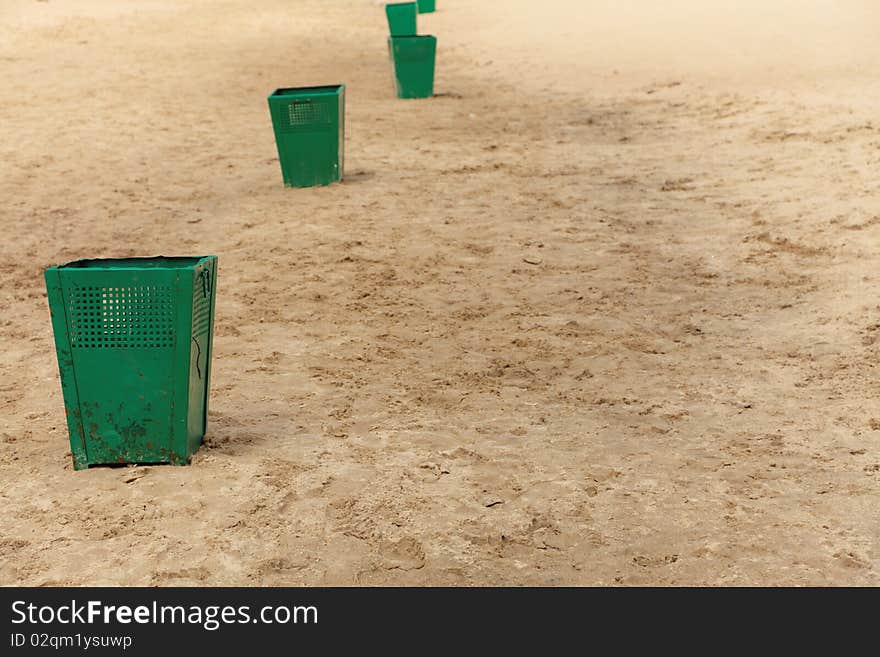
left=1, top=0, right=878, bottom=585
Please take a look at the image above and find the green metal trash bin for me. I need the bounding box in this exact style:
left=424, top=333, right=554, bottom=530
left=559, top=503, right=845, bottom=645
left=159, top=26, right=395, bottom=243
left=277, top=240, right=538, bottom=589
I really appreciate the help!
left=417, top=0, right=436, bottom=13
left=45, top=256, right=218, bottom=470
left=388, top=35, right=437, bottom=99
left=385, top=2, right=418, bottom=36
left=268, top=84, right=345, bottom=187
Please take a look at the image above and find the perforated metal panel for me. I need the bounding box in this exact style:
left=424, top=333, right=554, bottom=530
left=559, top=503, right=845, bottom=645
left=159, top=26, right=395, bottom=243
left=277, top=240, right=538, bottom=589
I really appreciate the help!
left=67, top=285, right=175, bottom=349
left=386, top=2, right=418, bottom=36
left=392, top=36, right=436, bottom=62
left=288, top=101, right=331, bottom=127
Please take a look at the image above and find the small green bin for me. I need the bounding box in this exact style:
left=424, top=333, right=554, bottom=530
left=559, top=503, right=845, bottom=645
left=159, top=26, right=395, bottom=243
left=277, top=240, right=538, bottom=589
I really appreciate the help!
left=417, top=0, right=436, bottom=13
left=268, top=84, right=345, bottom=187
left=385, top=2, right=418, bottom=36
left=45, top=256, right=218, bottom=470
left=388, top=35, right=437, bottom=99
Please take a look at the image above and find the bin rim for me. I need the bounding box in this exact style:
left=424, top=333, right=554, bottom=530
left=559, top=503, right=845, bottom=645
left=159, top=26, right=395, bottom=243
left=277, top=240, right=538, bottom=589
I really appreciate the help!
left=48, top=255, right=216, bottom=272
left=269, top=84, right=345, bottom=100
left=389, top=34, right=436, bottom=43
left=386, top=2, right=418, bottom=8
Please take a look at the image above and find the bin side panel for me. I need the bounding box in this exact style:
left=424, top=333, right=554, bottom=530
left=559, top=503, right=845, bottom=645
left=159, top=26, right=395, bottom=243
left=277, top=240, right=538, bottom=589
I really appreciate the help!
left=186, top=257, right=216, bottom=455
left=59, top=269, right=178, bottom=465
left=45, top=268, right=89, bottom=470
left=417, top=0, right=436, bottom=13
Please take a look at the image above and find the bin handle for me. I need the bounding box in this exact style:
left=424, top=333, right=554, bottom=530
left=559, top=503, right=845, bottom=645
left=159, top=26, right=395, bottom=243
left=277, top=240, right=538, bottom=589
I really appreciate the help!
left=200, top=269, right=211, bottom=299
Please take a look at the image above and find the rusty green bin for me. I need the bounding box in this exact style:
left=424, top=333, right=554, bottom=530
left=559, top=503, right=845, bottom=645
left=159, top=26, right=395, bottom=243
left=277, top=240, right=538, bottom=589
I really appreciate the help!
left=45, top=256, right=218, bottom=470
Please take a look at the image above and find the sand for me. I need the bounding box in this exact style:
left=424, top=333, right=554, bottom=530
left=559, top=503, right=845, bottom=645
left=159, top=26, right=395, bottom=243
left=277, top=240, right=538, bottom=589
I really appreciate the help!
left=1, top=0, right=878, bottom=585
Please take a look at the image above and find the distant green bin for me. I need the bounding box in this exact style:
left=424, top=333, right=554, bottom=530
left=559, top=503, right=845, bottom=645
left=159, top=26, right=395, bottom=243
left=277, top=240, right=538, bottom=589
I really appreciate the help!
left=45, top=256, right=218, bottom=470
left=388, top=35, right=437, bottom=99
left=386, top=2, right=417, bottom=36
left=268, top=84, right=345, bottom=187
left=417, top=0, right=436, bottom=13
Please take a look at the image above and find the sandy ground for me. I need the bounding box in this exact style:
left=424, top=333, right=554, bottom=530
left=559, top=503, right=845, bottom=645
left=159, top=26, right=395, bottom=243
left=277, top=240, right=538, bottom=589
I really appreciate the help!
left=1, top=0, right=879, bottom=585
